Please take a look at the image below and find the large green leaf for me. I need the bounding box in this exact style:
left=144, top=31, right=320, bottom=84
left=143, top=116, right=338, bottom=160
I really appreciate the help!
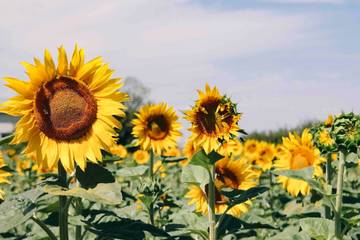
left=44, top=183, right=122, bottom=205
left=221, top=186, right=269, bottom=207
left=75, top=162, right=115, bottom=189
left=0, top=189, right=44, bottom=232
left=181, top=164, right=209, bottom=185
left=299, top=218, right=335, bottom=240
left=83, top=210, right=170, bottom=239
left=272, top=167, right=326, bottom=195
left=217, top=214, right=275, bottom=238
left=117, top=166, right=148, bottom=177
left=190, top=150, right=223, bottom=169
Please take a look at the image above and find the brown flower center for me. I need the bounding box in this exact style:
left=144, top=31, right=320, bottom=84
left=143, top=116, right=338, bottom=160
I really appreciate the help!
left=216, top=165, right=240, bottom=189
left=291, top=148, right=314, bottom=170
left=196, top=99, right=233, bottom=135
left=147, top=115, right=169, bottom=140
left=204, top=184, right=227, bottom=204
left=34, top=76, right=97, bottom=141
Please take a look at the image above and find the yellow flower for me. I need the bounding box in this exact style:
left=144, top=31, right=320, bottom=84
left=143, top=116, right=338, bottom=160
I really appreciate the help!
left=0, top=45, right=127, bottom=172
left=251, top=141, right=275, bottom=171
left=132, top=103, right=182, bottom=155
left=185, top=84, right=241, bottom=154
left=0, top=153, right=11, bottom=200
left=324, top=115, right=334, bottom=127
left=243, top=139, right=260, bottom=160
left=331, top=152, right=338, bottom=161
left=218, top=139, right=243, bottom=157
left=215, top=157, right=258, bottom=190
left=110, top=144, right=128, bottom=158
left=186, top=156, right=257, bottom=217
left=15, top=157, right=33, bottom=176
left=153, top=160, right=167, bottom=178
left=274, top=129, right=326, bottom=197
left=181, top=138, right=199, bottom=167
left=133, top=150, right=150, bottom=164
left=319, top=129, right=334, bottom=146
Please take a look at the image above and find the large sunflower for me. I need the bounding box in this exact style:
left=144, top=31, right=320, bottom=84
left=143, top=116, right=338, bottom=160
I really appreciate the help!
left=274, top=129, right=326, bottom=197
left=185, top=84, right=241, bottom=154
left=132, top=103, right=182, bottom=155
left=0, top=45, right=127, bottom=172
left=0, top=153, right=11, bottom=200
left=186, top=157, right=258, bottom=217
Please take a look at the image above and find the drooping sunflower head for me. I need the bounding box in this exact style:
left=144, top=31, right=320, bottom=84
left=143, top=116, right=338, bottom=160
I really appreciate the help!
left=274, top=129, right=326, bottom=196
left=215, top=157, right=258, bottom=190
left=0, top=153, right=11, bottom=200
left=332, top=112, right=360, bottom=153
left=185, top=84, right=241, bottom=154
left=185, top=184, right=251, bottom=217
left=132, top=103, right=182, bottom=155
left=0, top=45, right=128, bottom=172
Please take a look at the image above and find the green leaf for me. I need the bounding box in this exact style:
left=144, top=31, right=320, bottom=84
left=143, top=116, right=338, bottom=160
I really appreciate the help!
left=84, top=210, right=170, bottom=239
left=44, top=183, right=122, bottom=205
left=299, top=217, right=335, bottom=240
left=0, top=189, right=43, bottom=232
left=272, top=167, right=326, bottom=195
left=221, top=186, right=269, bottom=206
left=217, top=214, right=275, bottom=238
left=0, top=134, right=13, bottom=146
left=346, top=152, right=359, bottom=163
left=162, top=156, right=187, bottom=163
left=181, top=164, right=209, bottom=185
left=75, top=162, right=115, bottom=189
left=117, top=166, right=148, bottom=177
left=269, top=226, right=309, bottom=240
left=272, top=167, right=314, bottom=180
left=190, top=150, right=223, bottom=169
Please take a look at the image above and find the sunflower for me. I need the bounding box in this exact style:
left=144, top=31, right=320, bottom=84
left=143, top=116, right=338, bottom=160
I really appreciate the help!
left=133, top=150, right=150, bottom=164
left=132, top=103, right=182, bottom=155
left=251, top=141, right=275, bottom=171
left=185, top=84, right=241, bottom=154
left=0, top=153, right=11, bottom=200
left=319, top=129, right=334, bottom=146
left=162, top=146, right=181, bottom=157
left=0, top=45, right=127, bottom=172
left=110, top=144, right=128, bottom=158
left=218, top=139, right=243, bottom=157
left=324, top=115, right=334, bottom=127
left=243, top=139, right=260, bottom=160
left=186, top=156, right=257, bottom=217
left=274, top=129, right=326, bottom=197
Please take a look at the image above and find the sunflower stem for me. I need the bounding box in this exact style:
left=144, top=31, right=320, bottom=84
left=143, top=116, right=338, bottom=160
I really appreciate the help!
left=325, top=154, right=333, bottom=219
left=335, top=151, right=345, bottom=239
left=58, top=162, right=69, bottom=240
left=149, top=149, right=154, bottom=179
left=208, top=165, right=217, bottom=240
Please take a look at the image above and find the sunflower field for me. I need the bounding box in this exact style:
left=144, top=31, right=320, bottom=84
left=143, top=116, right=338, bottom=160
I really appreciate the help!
left=0, top=45, right=359, bottom=240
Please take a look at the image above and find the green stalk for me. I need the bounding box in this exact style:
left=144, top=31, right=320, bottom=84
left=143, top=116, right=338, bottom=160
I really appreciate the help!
left=31, top=216, right=57, bottom=240
left=149, top=149, right=154, bottom=179
left=58, top=162, right=69, bottom=240
left=325, top=154, right=333, bottom=219
left=335, top=151, right=345, bottom=238
left=75, top=198, right=82, bottom=240
left=208, top=165, right=217, bottom=240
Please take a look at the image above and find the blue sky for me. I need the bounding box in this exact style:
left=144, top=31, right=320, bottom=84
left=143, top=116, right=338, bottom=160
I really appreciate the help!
left=0, top=0, right=359, bottom=133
